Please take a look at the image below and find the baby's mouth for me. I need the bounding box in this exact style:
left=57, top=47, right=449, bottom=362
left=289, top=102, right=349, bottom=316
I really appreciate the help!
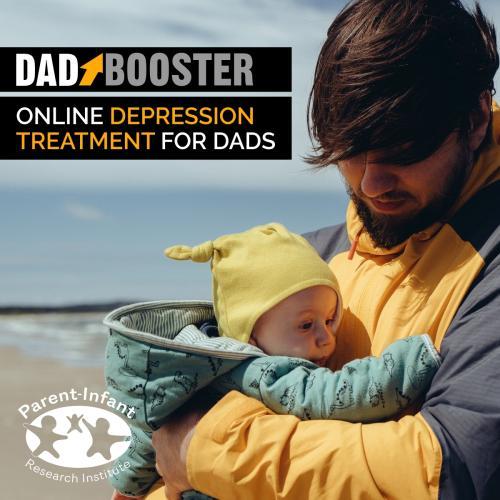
left=314, top=357, right=328, bottom=367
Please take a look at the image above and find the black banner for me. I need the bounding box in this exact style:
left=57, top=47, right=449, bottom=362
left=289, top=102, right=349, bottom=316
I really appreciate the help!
left=3, top=96, right=292, bottom=160
left=1, top=47, right=291, bottom=92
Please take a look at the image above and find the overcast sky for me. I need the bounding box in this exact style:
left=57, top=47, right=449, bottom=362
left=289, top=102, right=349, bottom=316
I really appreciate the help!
left=1, top=0, right=499, bottom=192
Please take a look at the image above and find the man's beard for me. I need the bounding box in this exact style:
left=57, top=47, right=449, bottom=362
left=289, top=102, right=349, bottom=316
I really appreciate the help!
left=346, top=153, right=470, bottom=249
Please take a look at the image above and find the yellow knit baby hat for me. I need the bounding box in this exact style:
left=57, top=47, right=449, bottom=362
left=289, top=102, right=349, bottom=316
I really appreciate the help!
left=165, top=223, right=342, bottom=343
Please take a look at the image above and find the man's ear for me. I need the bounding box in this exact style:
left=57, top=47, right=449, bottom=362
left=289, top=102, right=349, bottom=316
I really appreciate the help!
left=468, top=90, right=493, bottom=152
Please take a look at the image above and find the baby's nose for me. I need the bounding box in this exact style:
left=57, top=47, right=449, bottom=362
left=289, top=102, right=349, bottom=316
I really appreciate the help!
left=315, top=324, right=335, bottom=347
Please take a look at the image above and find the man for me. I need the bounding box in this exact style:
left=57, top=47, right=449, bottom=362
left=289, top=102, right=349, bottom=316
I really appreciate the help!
left=148, top=0, right=500, bottom=498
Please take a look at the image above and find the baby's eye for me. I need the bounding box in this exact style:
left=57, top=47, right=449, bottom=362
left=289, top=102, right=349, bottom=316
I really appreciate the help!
left=300, top=321, right=313, bottom=330
left=326, top=318, right=335, bottom=326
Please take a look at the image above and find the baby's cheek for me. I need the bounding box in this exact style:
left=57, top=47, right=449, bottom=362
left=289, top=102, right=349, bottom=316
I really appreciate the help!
left=289, top=338, right=314, bottom=360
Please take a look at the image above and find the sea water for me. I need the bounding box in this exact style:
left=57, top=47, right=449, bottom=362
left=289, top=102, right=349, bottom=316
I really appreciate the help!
left=0, top=188, right=348, bottom=366
left=0, top=313, right=108, bottom=367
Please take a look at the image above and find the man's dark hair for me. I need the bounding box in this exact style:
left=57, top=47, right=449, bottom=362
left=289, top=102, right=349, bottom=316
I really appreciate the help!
left=307, top=0, right=499, bottom=167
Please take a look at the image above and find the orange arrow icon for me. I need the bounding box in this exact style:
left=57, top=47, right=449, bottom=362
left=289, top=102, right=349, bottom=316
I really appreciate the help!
left=79, top=54, right=103, bottom=86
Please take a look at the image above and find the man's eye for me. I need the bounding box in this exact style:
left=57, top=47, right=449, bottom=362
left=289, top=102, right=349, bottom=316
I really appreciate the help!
left=300, top=322, right=313, bottom=330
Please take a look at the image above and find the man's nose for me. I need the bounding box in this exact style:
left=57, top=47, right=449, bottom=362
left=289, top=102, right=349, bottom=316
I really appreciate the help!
left=360, top=160, right=398, bottom=198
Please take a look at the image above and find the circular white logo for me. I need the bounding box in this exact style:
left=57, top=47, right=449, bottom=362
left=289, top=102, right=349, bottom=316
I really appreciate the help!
left=24, top=405, right=131, bottom=468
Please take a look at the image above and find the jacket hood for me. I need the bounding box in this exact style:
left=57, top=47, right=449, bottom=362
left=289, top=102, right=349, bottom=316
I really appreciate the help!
left=346, top=101, right=500, bottom=256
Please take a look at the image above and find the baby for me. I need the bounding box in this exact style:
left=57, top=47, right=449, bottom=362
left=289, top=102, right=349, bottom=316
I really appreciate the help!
left=108, top=222, right=440, bottom=499
left=165, top=222, right=343, bottom=365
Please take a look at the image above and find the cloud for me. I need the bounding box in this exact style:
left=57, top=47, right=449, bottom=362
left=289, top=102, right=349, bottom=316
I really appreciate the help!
left=0, top=0, right=339, bottom=191
left=64, top=201, right=106, bottom=221
left=1, top=0, right=499, bottom=192
left=1, top=0, right=335, bottom=46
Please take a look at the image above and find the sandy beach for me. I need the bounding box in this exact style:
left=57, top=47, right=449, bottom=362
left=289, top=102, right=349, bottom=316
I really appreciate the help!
left=0, top=346, right=114, bottom=500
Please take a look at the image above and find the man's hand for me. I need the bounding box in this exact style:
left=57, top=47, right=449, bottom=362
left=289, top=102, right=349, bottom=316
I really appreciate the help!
left=153, top=409, right=200, bottom=499
left=153, top=389, right=222, bottom=500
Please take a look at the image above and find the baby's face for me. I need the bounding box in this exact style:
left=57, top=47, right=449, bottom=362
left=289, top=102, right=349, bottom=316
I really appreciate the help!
left=250, top=285, right=338, bottom=366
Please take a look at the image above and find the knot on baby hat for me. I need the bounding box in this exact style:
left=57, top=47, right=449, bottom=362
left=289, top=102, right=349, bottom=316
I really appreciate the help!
left=165, top=240, right=214, bottom=263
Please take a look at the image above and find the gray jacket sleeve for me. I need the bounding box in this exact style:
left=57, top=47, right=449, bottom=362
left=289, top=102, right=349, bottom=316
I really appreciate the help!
left=421, top=251, right=500, bottom=500
left=420, top=181, right=500, bottom=500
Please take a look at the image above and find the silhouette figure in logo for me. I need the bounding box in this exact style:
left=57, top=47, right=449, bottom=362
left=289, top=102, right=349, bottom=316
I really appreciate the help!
left=23, top=415, right=68, bottom=459
left=66, top=413, right=84, bottom=433
left=82, top=417, right=129, bottom=461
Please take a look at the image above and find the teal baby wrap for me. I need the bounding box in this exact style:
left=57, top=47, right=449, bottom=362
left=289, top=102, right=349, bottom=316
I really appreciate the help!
left=104, top=300, right=441, bottom=497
